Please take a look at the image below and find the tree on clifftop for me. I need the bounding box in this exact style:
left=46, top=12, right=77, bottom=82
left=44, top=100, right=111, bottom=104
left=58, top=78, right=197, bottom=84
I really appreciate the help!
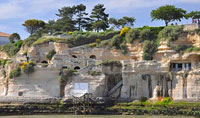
left=23, top=19, right=45, bottom=35
left=185, top=11, right=200, bottom=23
left=151, top=5, right=186, bottom=26
left=56, top=6, right=76, bottom=32
left=90, top=4, right=109, bottom=32
left=74, top=4, right=89, bottom=31
left=109, top=16, right=136, bottom=29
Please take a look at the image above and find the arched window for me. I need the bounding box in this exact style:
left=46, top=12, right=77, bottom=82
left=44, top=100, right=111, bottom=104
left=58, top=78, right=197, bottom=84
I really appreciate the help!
left=41, top=60, right=48, bottom=64
left=72, top=55, right=77, bottom=58
left=74, top=66, right=80, bottom=70
left=89, top=55, right=96, bottom=59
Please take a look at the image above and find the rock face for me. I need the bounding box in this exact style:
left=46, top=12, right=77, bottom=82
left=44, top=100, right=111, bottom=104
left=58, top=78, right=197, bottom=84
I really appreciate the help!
left=1, top=29, right=200, bottom=102
left=6, top=67, right=60, bottom=98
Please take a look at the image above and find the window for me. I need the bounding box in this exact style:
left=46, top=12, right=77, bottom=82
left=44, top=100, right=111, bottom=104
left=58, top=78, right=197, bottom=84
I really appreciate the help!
left=170, top=62, right=191, bottom=71
left=74, top=83, right=89, bottom=90
left=71, top=83, right=89, bottom=97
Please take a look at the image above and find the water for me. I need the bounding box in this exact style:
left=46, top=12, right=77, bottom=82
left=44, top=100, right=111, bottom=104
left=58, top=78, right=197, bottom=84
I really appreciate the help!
left=0, top=115, right=194, bottom=118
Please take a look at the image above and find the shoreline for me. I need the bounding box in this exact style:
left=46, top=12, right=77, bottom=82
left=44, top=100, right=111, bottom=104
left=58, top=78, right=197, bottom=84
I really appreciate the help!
left=0, top=101, right=199, bottom=117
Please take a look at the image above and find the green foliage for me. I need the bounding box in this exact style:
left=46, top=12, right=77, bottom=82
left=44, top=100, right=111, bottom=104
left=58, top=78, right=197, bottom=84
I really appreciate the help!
left=110, top=34, right=122, bottom=49
left=158, top=26, right=184, bottom=44
left=22, top=62, right=35, bottom=74
left=140, top=96, right=148, bottom=103
left=155, top=97, right=173, bottom=106
left=109, top=16, right=136, bottom=29
left=185, top=11, right=200, bottom=20
left=110, top=98, right=200, bottom=116
left=139, top=29, right=152, bottom=41
left=90, top=4, right=109, bottom=32
left=101, top=60, right=122, bottom=67
left=171, top=45, right=200, bottom=54
left=143, top=40, right=157, bottom=60
left=9, top=33, right=21, bottom=43
left=88, top=70, right=101, bottom=76
left=0, top=59, right=8, bottom=68
left=125, top=29, right=140, bottom=43
left=120, top=42, right=128, bottom=54
left=0, top=40, right=24, bottom=57
left=23, top=19, right=45, bottom=35
left=16, top=40, right=23, bottom=49
left=32, top=37, right=65, bottom=46
left=66, top=31, right=119, bottom=47
left=23, top=34, right=41, bottom=46
left=46, top=49, right=56, bottom=61
left=9, top=65, right=21, bottom=79
left=151, top=5, right=186, bottom=26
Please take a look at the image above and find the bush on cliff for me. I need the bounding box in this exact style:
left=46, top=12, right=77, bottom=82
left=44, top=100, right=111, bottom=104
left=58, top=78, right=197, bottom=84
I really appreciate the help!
left=143, top=40, right=157, bottom=60
left=65, top=31, right=119, bottom=47
left=9, top=65, right=21, bottom=79
left=32, top=37, right=65, bottom=46
left=0, top=40, right=24, bottom=57
left=46, top=49, right=56, bottom=61
left=125, top=29, right=140, bottom=43
left=23, top=34, right=41, bottom=46
left=101, top=60, right=122, bottom=67
left=21, top=61, right=35, bottom=74
left=158, top=25, right=184, bottom=44
left=171, top=45, right=200, bottom=54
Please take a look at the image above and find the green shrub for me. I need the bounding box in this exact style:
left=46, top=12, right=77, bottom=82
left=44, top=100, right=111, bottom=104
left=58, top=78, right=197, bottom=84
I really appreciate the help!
left=0, top=59, right=7, bottom=67
left=109, top=34, right=122, bottom=49
left=120, top=42, right=128, bottom=54
left=23, top=34, right=41, bottom=46
left=66, top=31, right=119, bottom=48
left=15, top=40, right=24, bottom=48
left=46, top=49, right=56, bottom=61
left=101, top=60, right=122, bottom=67
left=171, top=45, right=200, bottom=54
left=139, top=29, right=152, bottom=41
left=21, top=61, right=35, bottom=74
left=158, top=26, right=184, bottom=44
left=0, top=41, right=22, bottom=57
left=125, top=29, right=140, bottom=43
left=9, top=65, right=21, bottom=78
left=155, top=97, right=173, bottom=106
left=143, top=40, right=157, bottom=60
left=140, top=96, right=148, bottom=103
left=32, top=37, right=65, bottom=46
left=88, top=70, right=101, bottom=76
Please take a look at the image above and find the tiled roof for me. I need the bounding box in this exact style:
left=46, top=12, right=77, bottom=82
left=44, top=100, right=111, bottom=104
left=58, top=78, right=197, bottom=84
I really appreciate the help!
left=0, top=32, right=10, bottom=37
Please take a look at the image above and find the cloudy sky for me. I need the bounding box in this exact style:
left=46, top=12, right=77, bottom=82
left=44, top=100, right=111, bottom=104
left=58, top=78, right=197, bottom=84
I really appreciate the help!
left=0, top=0, right=199, bottom=39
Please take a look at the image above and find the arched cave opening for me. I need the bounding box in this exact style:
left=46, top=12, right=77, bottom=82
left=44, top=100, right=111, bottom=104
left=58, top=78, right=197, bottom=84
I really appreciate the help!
left=41, top=60, right=48, bottom=64
left=89, top=55, right=96, bottom=59
left=74, top=66, right=81, bottom=70
left=72, top=55, right=77, bottom=58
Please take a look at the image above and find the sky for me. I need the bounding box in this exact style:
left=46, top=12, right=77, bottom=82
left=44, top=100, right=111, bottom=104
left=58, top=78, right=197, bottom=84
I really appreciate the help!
left=0, top=0, right=200, bottom=39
